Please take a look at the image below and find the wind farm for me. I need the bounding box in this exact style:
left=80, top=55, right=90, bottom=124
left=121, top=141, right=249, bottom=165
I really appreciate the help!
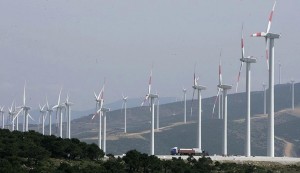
left=1, top=0, right=300, bottom=171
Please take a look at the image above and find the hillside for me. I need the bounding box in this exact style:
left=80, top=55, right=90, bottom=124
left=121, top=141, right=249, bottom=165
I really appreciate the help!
left=37, top=83, right=300, bottom=156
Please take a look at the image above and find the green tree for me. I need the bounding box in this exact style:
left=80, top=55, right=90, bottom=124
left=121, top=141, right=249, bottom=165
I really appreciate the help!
left=123, top=150, right=141, bottom=172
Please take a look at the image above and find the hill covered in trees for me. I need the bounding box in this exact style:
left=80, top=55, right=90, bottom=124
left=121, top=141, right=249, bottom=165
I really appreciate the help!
left=1, top=129, right=300, bottom=173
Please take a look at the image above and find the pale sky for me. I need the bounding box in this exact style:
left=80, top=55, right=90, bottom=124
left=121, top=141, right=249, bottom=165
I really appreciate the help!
left=0, top=0, right=299, bottom=110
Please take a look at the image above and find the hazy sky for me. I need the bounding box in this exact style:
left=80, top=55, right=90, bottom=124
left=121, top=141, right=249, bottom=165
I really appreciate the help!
left=0, top=0, right=299, bottom=110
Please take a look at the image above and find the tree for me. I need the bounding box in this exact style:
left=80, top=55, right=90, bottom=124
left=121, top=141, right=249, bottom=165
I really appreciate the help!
left=123, top=150, right=141, bottom=172
left=85, top=143, right=104, bottom=160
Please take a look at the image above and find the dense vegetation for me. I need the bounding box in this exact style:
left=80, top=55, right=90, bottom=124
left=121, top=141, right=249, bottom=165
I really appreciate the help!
left=1, top=129, right=300, bottom=173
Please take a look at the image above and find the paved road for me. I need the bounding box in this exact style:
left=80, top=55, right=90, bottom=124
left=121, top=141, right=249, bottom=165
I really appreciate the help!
left=155, top=155, right=300, bottom=164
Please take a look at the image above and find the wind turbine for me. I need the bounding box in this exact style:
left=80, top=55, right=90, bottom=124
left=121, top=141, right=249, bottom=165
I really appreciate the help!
left=192, top=69, right=206, bottom=151
left=263, top=83, right=267, bottom=114
left=217, top=59, right=232, bottom=156
left=251, top=1, right=280, bottom=157
left=39, top=104, right=46, bottom=135
left=122, top=94, right=128, bottom=133
left=46, top=96, right=53, bottom=135
left=101, top=107, right=110, bottom=154
left=52, top=88, right=64, bottom=138
left=183, top=88, right=187, bottom=123
left=65, top=94, right=74, bottom=139
left=0, top=106, right=4, bottom=129
left=15, top=82, right=33, bottom=132
left=291, top=79, right=295, bottom=110
left=141, top=67, right=158, bottom=155
left=8, top=101, right=16, bottom=131
left=92, top=81, right=105, bottom=149
left=235, top=24, right=257, bottom=157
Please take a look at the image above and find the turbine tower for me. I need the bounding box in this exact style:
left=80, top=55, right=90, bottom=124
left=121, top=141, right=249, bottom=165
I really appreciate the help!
left=156, top=96, right=160, bottom=130
left=217, top=59, right=232, bottom=156
left=65, top=94, right=74, bottom=139
left=236, top=24, right=257, bottom=157
left=39, top=104, right=46, bottom=135
left=192, top=71, right=206, bottom=151
left=101, top=107, right=110, bottom=154
left=291, top=79, right=295, bottom=110
left=122, top=95, right=128, bottom=133
left=263, top=83, right=267, bottom=114
left=141, top=67, right=158, bottom=155
left=251, top=1, right=280, bottom=157
left=46, top=97, right=53, bottom=135
left=93, top=81, right=105, bottom=149
left=279, top=63, right=281, bottom=84
left=53, top=88, right=64, bottom=138
left=183, top=88, right=187, bottom=123
left=0, top=106, right=4, bottom=129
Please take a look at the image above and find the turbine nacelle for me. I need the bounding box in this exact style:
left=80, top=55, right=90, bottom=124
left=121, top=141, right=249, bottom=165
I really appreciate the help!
left=251, top=32, right=280, bottom=39
left=148, top=93, right=159, bottom=99
left=192, top=85, right=206, bottom=91
left=240, top=57, right=257, bottom=63
left=100, top=107, right=110, bottom=113
left=218, top=84, right=232, bottom=90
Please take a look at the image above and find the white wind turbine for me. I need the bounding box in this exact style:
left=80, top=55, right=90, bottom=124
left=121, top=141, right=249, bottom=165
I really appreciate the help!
left=122, top=94, right=128, bottom=133
left=92, top=81, right=105, bottom=149
left=0, top=106, right=4, bottom=129
left=141, top=67, right=158, bottom=155
left=251, top=1, right=280, bottom=157
left=39, top=104, right=47, bottom=135
left=46, top=97, right=53, bottom=135
left=183, top=88, right=187, bottom=123
left=216, top=59, right=232, bottom=156
left=52, top=88, right=65, bottom=138
left=235, top=24, right=257, bottom=157
left=8, top=101, right=17, bottom=131
left=100, top=107, right=110, bottom=154
left=192, top=69, right=206, bottom=151
left=15, top=82, right=33, bottom=132
left=65, top=94, right=74, bottom=139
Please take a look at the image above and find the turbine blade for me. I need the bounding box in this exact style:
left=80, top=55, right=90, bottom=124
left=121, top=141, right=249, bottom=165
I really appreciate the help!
left=12, top=109, right=23, bottom=121
left=266, top=1, right=276, bottom=33
left=212, top=89, right=221, bottom=116
left=141, top=95, right=149, bottom=106
left=235, top=62, right=244, bottom=93
left=91, top=113, right=96, bottom=120
left=58, top=87, right=62, bottom=105
left=219, top=59, right=222, bottom=85
left=94, top=91, right=98, bottom=100
left=28, top=114, right=34, bottom=121
left=265, top=38, right=269, bottom=70
left=148, top=68, right=152, bottom=94
left=193, top=64, right=197, bottom=86
left=46, top=95, right=49, bottom=109
left=241, top=24, right=245, bottom=59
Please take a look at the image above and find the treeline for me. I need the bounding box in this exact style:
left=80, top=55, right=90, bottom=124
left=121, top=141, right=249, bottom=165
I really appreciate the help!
left=0, top=129, right=299, bottom=173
